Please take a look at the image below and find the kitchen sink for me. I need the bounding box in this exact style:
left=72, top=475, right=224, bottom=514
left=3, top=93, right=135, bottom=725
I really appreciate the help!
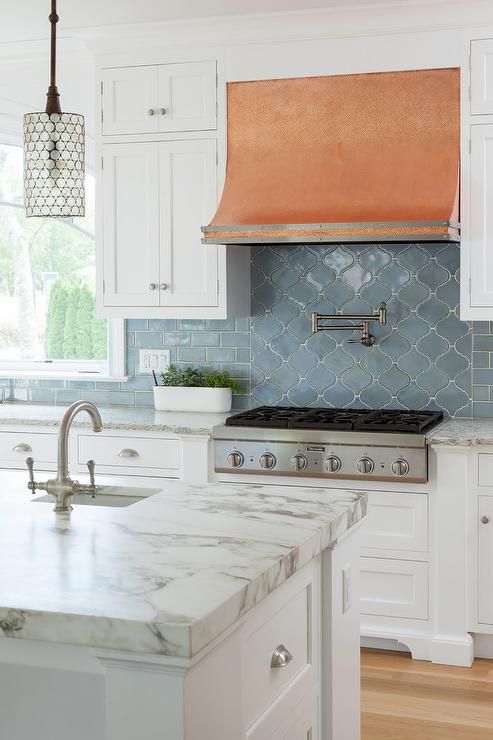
left=32, top=485, right=162, bottom=508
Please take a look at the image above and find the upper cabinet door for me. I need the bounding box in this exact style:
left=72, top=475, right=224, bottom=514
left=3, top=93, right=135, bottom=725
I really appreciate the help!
left=157, top=61, right=217, bottom=133
left=102, top=143, right=160, bottom=307
left=159, top=139, right=218, bottom=307
left=471, top=39, right=493, bottom=115
left=470, top=124, right=493, bottom=307
left=101, top=66, right=159, bottom=135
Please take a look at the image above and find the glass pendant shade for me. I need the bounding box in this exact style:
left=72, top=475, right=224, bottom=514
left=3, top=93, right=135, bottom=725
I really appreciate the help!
left=24, top=111, right=85, bottom=217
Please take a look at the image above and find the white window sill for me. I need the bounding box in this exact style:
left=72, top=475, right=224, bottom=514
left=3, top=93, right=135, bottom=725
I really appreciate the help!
left=0, top=371, right=129, bottom=382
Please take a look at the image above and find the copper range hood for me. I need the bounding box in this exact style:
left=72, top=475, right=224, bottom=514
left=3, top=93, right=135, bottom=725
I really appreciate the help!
left=202, top=68, right=460, bottom=245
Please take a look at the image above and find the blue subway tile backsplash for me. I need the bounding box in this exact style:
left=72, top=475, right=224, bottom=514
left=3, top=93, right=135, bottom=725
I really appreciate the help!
left=2, top=242, right=493, bottom=417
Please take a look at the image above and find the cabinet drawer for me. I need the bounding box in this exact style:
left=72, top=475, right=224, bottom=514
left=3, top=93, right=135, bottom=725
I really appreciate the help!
left=361, top=491, right=428, bottom=552
left=0, top=431, right=57, bottom=468
left=361, top=557, right=429, bottom=620
left=247, top=689, right=316, bottom=740
left=243, top=581, right=312, bottom=729
left=77, top=435, right=180, bottom=474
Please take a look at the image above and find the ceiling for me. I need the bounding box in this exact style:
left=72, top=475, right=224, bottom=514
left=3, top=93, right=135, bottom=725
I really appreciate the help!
left=0, top=0, right=445, bottom=43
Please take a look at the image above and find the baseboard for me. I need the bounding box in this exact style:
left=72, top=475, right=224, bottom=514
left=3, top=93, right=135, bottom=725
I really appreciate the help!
left=431, top=634, right=474, bottom=667
left=360, top=636, right=410, bottom=654
left=473, top=633, right=493, bottom=659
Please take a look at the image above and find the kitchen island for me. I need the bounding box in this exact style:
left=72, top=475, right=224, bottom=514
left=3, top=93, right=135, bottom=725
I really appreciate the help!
left=0, top=472, right=366, bottom=740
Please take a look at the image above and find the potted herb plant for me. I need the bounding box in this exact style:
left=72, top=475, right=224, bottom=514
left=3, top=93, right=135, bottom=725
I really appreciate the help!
left=153, top=365, right=243, bottom=413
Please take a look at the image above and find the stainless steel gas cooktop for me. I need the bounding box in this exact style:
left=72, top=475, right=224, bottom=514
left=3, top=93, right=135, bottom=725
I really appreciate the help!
left=214, top=407, right=444, bottom=483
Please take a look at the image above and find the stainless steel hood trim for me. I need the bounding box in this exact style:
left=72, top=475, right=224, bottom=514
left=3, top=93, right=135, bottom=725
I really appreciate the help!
left=202, top=220, right=460, bottom=244
left=202, top=220, right=460, bottom=232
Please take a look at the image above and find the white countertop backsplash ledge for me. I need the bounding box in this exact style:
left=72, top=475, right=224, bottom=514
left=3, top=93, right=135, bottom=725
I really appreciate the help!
left=427, top=418, right=493, bottom=446
left=0, top=473, right=366, bottom=658
left=0, top=404, right=231, bottom=435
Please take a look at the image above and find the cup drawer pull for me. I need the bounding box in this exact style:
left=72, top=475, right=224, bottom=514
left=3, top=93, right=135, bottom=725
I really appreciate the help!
left=117, top=448, right=140, bottom=458
left=12, top=443, right=32, bottom=453
left=270, top=644, right=293, bottom=669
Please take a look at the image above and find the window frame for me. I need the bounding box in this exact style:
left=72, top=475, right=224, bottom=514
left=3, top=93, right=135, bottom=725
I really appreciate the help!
left=0, top=132, right=126, bottom=382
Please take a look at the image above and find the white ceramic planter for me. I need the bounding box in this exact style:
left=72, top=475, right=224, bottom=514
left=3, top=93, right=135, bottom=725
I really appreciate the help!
left=153, top=386, right=232, bottom=413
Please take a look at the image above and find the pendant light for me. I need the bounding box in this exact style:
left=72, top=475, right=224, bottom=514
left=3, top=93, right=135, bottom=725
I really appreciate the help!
left=23, top=0, right=85, bottom=218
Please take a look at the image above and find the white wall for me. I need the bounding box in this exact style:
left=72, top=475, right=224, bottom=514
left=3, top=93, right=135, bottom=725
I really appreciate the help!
left=0, top=44, right=95, bottom=164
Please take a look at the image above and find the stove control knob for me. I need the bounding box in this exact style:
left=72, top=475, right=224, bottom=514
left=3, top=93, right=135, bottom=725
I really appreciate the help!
left=357, top=457, right=374, bottom=475
left=259, top=453, right=276, bottom=470
left=227, top=451, right=244, bottom=468
left=290, top=454, right=308, bottom=471
left=391, top=459, right=409, bottom=477
left=324, top=455, right=342, bottom=473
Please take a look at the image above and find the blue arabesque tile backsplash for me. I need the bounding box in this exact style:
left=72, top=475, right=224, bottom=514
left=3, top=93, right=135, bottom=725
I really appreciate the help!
left=4, top=242, right=493, bottom=417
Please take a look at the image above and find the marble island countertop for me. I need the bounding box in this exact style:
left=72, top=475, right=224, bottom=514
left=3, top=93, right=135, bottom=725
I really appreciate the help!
left=427, top=418, right=493, bottom=446
left=0, top=472, right=366, bottom=659
left=0, top=403, right=230, bottom=435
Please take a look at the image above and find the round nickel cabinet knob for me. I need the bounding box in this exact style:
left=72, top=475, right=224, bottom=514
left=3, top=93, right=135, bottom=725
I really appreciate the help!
left=391, top=459, right=409, bottom=477
left=290, top=454, right=307, bottom=471
left=259, top=453, right=276, bottom=470
left=227, top=451, right=244, bottom=468
left=357, top=457, right=374, bottom=475
left=324, top=455, right=342, bottom=474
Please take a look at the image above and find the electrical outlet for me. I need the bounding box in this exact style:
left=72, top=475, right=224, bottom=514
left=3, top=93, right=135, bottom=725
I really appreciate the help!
left=139, top=349, right=170, bottom=375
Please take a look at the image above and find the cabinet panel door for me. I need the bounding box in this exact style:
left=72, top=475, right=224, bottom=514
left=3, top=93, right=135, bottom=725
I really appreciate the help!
left=101, top=66, right=158, bottom=135
left=360, top=557, right=429, bottom=619
left=159, top=139, right=218, bottom=307
left=478, top=496, right=493, bottom=624
left=470, top=125, right=493, bottom=307
left=102, top=143, right=160, bottom=307
left=361, top=491, right=428, bottom=552
left=471, top=39, right=493, bottom=115
left=158, top=61, right=217, bottom=132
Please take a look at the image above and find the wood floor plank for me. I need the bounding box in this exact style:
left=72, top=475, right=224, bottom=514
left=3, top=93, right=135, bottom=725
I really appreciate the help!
left=361, top=649, right=493, bottom=740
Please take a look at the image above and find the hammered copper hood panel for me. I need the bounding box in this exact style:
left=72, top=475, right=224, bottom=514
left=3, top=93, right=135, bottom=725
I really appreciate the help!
left=202, top=67, right=460, bottom=245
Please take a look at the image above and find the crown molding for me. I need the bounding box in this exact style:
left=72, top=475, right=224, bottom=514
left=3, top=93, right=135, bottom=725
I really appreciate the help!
left=70, top=0, right=493, bottom=55
left=0, top=36, right=86, bottom=63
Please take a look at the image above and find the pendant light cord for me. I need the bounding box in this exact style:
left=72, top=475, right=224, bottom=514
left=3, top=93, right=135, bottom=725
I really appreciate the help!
left=45, top=0, right=61, bottom=115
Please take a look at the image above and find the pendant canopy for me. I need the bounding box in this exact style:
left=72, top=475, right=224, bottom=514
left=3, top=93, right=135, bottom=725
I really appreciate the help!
left=23, top=0, right=85, bottom=218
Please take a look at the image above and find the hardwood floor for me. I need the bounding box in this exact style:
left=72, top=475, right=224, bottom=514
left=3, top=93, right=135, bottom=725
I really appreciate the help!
left=361, top=648, right=493, bottom=739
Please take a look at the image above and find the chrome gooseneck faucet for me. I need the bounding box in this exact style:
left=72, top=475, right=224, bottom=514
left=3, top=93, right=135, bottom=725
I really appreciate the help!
left=26, top=401, right=103, bottom=513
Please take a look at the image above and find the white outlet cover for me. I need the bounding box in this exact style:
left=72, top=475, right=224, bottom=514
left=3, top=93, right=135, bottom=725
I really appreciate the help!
left=139, top=349, right=171, bottom=374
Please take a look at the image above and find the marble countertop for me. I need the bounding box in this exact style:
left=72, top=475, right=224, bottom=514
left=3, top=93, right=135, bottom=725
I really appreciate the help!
left=0, top=472, right=366, bottom=659
left=427, top=418, right=493, bottom=446
left=0, top=403, right=230, bottom=435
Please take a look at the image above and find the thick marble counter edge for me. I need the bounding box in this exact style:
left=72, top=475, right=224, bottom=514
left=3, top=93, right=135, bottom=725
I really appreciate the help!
left=0, top=404, right=231, bottom=435
left=0, top=474, right=366, bottom=659
left=427, top=418, right=493, bottom=447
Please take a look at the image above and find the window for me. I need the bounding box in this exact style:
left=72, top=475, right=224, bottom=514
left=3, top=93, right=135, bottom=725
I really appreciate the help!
left=0, top=142, right=124, bottom=379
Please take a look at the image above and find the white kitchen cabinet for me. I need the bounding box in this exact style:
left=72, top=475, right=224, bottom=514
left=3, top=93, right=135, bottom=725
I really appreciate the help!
left=0, top=431, right=57, bottom=471
left=468, top=124, right=493, bottom=309
left=77, top=434, right=181, bottom=478
left=100, top=139, right=221, bottom=312
left=360, top=557, right=429, bottom=620
left=478, top=495, right=493, bottom=625
left=159, top=139, right=219, bottom=307
left=361, top=491, right=428, bottom=552
left=101, top=61, right=217, bottom=136
left=101, top=142, right=160, bottom=308
left=471, top=39, right=493, bottom=115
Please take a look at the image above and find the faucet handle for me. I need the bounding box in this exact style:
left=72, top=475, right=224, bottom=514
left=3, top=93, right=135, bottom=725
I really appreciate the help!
left=26, top=457, right=36, bottom=492
left=86, top=459, right=96, bottom=498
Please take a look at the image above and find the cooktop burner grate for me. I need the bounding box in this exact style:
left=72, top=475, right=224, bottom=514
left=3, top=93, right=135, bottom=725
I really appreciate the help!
left=225, top=407, right=444, bottom=434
